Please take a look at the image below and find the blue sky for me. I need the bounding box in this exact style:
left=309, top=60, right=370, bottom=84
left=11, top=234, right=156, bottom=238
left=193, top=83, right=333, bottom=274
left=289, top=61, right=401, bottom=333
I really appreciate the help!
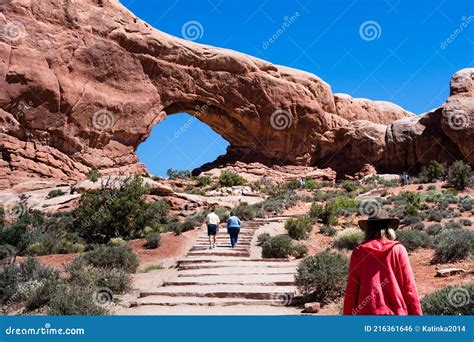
left=127, top=0, right=473, bottom=177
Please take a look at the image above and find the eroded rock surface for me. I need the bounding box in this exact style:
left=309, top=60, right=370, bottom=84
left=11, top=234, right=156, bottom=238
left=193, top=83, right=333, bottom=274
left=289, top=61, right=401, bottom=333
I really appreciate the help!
left=0, top=0, right=471, bottom=189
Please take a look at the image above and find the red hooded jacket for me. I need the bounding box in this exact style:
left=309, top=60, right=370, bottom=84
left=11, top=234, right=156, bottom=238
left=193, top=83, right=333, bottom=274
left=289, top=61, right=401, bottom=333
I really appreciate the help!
left=343, top=239, right=422, bottom=315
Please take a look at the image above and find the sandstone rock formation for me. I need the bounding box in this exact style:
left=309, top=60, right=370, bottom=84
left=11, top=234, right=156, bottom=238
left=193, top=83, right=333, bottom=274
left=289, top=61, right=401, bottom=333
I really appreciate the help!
left=0, top=0, right=471, bottom=189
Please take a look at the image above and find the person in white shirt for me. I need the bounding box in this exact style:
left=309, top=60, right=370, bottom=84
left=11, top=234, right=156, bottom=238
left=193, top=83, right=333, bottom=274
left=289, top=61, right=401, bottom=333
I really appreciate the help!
left=206, top=207, right=220, bottom=249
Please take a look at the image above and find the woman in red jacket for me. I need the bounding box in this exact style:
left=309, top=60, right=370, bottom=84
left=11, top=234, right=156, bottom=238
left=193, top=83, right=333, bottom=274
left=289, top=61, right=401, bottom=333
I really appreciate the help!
left=343, top=210, right=422, bottom=315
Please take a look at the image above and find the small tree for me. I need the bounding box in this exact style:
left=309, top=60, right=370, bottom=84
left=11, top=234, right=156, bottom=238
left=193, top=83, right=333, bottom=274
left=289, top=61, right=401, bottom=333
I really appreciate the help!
left=447, top=161, right=472, bottom=190
left=419, top=160, right=444, bottom=183
left=218, top=171, right=246, bottom=187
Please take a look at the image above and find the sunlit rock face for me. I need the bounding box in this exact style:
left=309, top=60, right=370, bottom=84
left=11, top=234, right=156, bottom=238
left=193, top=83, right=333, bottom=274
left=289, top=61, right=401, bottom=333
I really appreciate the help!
left=0, top=0, right=470, bottom=189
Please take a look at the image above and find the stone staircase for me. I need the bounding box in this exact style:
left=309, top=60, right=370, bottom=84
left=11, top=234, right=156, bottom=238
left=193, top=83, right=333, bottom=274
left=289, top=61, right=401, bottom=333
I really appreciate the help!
left=127, top=219, right=300, bottom=314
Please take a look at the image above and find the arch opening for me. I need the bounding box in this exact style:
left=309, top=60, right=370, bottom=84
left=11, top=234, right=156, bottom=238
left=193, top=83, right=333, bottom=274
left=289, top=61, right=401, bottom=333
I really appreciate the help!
left=136, top=112, right=230, bottom=177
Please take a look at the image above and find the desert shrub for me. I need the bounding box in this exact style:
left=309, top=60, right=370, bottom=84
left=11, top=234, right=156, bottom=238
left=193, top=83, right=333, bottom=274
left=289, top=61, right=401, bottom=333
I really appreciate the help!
left=86, top=167, right=102, bottom=182
left=320, top=225, right=337, bottom=237
left=0, top=257, right=59, bottom=307
left=309, top=202, right=324, bottom=220
left=218, top=170, right=246, bottom=187
left=262, top=235, right=294, bottom=259
left=427, top=185, right=436, bottom=191
left=460, top=218, right=472, bottom=226
left=80, top=245, right=139, bottom=273
left=285, top=179, right=300, bottom=190
left=427, top=209, right=443, bottom=222
left=396, top=230, right=431, bottom=252
left=257, top=189, right=299, bottom=215
left=46, top=189, right=65, bottom=199
left=22, top=276, right=61, bottom=311
left=144, top=232, right=161, bottom=249
left=67, top=258, right=131, bottom=294
left=257, top=233, right=270, bottom=245
left=48, top=284, right=109, bottom=315
left=333, top=228, right=364, bottom=250
left=166, top=168, right=191, bottom=179
left=411, top=221, right=425, bottom=230
left=447, top=160, right=472, bottom=190
left=292, top=244, right=308, bottom=259
left=402, top=214, right=421, bottom=226
left=285, top=216, right=313, bottom=240
left=73, top=176, right=170, bottom=244
left=421, top=283, right=474, bottom=315
left=432, top=229, right=474, bottom=263
left=295, top=251, right=349, bottom=304
left=214, top=207, right=229, bottom=222
left=426, top=223, right=443, bottom=236
left=232, top=202, right=256, bottom=221
left=196, top=175, right=212, bottom=187
left=458, top=196, right=473, bottom=212
left=305, top=179, right=317, bottom=189
left=419, top=160, right=444, bottom=183
left=444, top=220, right=463, bottom=230
left=342, top=180, right=358, bottom=193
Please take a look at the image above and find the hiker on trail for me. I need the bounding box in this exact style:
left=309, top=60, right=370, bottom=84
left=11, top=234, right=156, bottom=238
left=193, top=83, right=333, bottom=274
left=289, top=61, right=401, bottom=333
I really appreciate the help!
left=227, top=211, right=241, bottom=248
left=299, top=178, right=305, bottom=188
left=343, top=210, right=422, bottom=315
left=206, top=207, right=220, bottom=249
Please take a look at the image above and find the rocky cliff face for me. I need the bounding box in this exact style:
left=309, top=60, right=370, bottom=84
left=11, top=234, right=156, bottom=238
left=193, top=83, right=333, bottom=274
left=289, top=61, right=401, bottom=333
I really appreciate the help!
left=0, top=0, right=471, bottom=188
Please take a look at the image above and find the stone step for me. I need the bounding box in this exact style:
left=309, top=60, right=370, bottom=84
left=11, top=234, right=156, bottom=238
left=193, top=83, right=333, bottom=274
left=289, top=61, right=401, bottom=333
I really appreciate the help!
left=138, top=285, right=296, bottom=300
left=179, top=261, right=297, bottom=270
left=186, top=251, right=250, bottom=257
left=164, top=274, right=295, bottom=286
left=190, top=246, right=248, bottom=252
left=134, top=296, right=285, bottom=307
left=178, top=257, right=291, bottom=264
left=178, top=266, right=297, bottom=276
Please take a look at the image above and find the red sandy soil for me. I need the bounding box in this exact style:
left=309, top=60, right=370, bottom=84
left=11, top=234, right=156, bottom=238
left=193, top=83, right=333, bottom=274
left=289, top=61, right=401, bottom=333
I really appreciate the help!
left=21, top=228, right=202, bottom=271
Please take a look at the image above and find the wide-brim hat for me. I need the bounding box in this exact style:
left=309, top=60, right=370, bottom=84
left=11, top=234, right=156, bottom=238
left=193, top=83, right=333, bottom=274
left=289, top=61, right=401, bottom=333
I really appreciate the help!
left=358, top=209, right=400, bottom=230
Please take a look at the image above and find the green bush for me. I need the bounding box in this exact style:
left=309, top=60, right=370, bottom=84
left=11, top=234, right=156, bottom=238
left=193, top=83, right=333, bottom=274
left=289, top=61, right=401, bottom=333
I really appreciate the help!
left=309, top=203, right=324, bottom=220
left=295, top=251, right=349, bottom=304
left=262, top=235, right=294, bottom=259
left=166, top=169, right=191, bottom=179
left=46, top=189, right=66, bottom=199
left=86, top=167, right=102, bottom=182
left=73, top=176, right=170, bottom=244
left=320, top=225, right=337, bottom=237
left=447, top=160, right=472, bottom=190
left=67, top=258, right=131, bottom=294
left=218, top=171, right=246, bottom=187
left=419, top=160, right=444, bottom=183
left=48, top=284, right=109, bottom=315
left=444, top=220, right=463, bottom=230
left=342, top=180, right=358, bottom=193
left=292, top=244, right=308, bottom=259
left=285, top=216, right=313, bottom=240
left=0, top=257, right=59, bottom=307
left=195, top=175, right=212, bottom=187
left=257, top=233, right=270, bottom=245
left=80, top=245, right=139, bottom=273
left=460, top=218, right=472, bottom=226
left=432, top=229, right=474, bottom=263
left=305, top=179, right=317, bottom=189
left=22, top=276, right=61, bottom=311
left=458, top=196, right=473, bottom=212
left=428, top=209, right=443, bottom=222
left=333, top=228, right=364, bottom=250
left=421, top=283, right=474, bottom=315
left=232, top=202, right=256, bottom=221
left=426, top=223, right=443, bottom=236
left=144, top=232, right=161, bottom=249
left=396, top=230, right=432, bottom=252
